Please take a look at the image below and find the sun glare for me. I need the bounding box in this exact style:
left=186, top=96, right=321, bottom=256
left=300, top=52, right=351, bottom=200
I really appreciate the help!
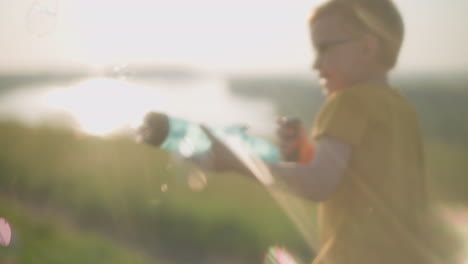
left=35, top=75, right=277, bottom=138
left=43, top=78, right=158, bottom=136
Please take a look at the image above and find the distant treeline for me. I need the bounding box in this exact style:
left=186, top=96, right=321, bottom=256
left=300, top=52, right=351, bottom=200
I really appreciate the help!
left=0, top=67, right=200, bottom=93
left=228, top=73, right=468, bottom=146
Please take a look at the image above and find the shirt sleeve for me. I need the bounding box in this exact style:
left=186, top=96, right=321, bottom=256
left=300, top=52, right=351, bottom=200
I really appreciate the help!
left=268, top=135, right=352, bottom=201
left=312, top=91, right=368, bottom=147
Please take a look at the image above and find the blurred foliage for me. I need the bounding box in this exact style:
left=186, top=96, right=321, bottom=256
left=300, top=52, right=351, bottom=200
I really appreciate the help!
left=0, top=200, right=155, bottom=264
left=425, top=141, right=468, bottom=203
left=0, top=121, right=315, bottom=264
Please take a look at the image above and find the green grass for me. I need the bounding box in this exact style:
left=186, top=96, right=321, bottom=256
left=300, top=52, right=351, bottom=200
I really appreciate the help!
left=0, top=121, right=315, bottom=263
left=0, top=200, right=157, bottom=264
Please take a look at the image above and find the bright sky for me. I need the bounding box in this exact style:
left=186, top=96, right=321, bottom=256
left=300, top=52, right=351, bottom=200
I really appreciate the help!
left=0, top=0, right=467, bottom=74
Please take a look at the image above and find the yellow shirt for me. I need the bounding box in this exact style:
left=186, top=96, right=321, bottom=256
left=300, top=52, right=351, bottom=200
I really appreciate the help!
left=311, top=84, right=430, bottom=264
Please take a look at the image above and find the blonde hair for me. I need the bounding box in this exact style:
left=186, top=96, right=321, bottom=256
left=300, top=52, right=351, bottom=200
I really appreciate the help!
left=309, top=0, right=404, bottom=69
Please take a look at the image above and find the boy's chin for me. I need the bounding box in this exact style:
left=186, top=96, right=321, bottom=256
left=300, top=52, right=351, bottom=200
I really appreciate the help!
left=320, top=80, right=343, bottom=97
left=319, top=79, right=330, bottom=96
left=319, top=79, right=337, bottom=97
left=320, top=84, right=334, bottom=97
left=321, top=87, right=330, bottom=97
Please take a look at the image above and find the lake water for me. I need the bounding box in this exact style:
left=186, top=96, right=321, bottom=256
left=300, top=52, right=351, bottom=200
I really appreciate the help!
left=0, top=75, right=279, bottom=138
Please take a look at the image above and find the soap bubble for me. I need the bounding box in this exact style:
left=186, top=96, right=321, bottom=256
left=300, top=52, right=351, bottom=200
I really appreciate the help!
left=0, top=217, right=12, bottom=247
left=111, top=63, right=133, bottom=80
left=187, top=168, right=208, bottom=192
left=263, top=246, right=299, bottom=264
left=26, top=0, right=58, bottom=37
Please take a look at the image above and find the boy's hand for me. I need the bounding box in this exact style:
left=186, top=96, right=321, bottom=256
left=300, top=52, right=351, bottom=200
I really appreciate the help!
left=276, top=117, right=303, bottom=162
left=199, top=125, right=255, bottom=179
left=276, top=117, right=314, bottom=163
left=136, top=112, right=169, bottom=147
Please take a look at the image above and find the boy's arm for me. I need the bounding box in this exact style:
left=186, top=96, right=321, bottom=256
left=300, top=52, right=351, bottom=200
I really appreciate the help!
left=268, top=135, right=351, bottom=201
left=192, top=125, right=351, bottom=201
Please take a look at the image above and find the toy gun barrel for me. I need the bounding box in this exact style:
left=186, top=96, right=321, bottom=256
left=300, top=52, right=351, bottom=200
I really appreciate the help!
left=138, top=112, right=281, bottom=163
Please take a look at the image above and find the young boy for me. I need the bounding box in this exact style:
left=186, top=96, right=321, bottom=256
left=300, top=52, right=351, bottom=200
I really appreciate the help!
left=203, top=0, right=459, bottom=263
